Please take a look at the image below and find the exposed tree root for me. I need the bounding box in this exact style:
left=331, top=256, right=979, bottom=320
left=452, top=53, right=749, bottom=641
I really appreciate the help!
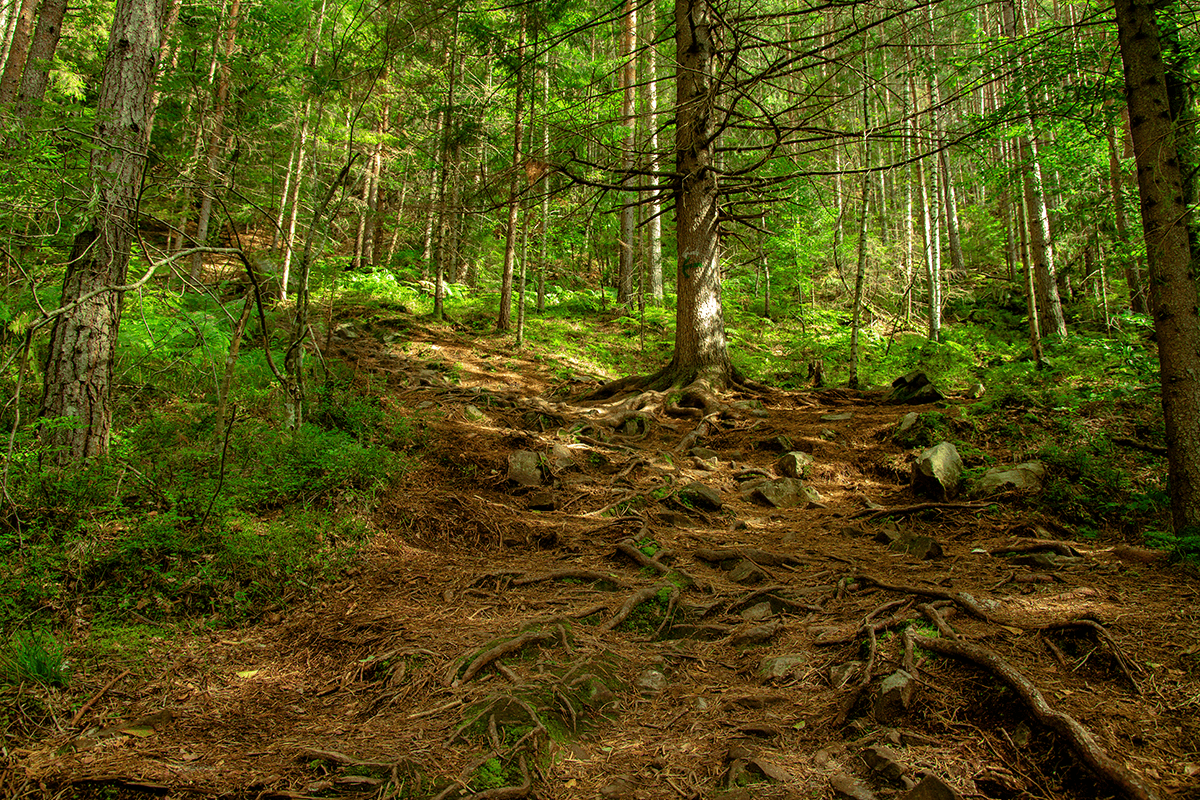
left=512, top=569, right=629, bottom=588
left=451, top=631, right=556, bottom=687
left=695, top=548, right=805, bottom=568
left=1040, top=619, right=1142, bottom=693
left=853, top=574, right=996, bottom=621
left=907, top=632, right=1161, bottom=800
left=852, top=501, right=996, bottom=520
left=615, top=539, right=670, bottom=574
left=990, top=538, right=1083, bottom=558
left=463, top=755, right=530, bottom=800
left=601, top=581, right=675, bottom=632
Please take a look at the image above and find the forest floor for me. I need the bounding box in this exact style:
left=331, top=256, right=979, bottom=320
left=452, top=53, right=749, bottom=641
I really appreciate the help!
left=7, top=310, right=1200, bottom=800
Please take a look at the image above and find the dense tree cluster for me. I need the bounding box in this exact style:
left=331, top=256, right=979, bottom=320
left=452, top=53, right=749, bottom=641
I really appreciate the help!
left=0, top=0, right=1196, bottom=531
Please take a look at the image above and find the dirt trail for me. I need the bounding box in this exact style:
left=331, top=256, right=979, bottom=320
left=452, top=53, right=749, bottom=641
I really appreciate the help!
left=9, top=318, right=1200, bottom=800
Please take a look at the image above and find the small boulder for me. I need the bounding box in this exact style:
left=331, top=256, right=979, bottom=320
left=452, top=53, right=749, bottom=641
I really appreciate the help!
left=690, top=446, right=720, bottom=461
left=821, top=411, right=854, bottom=422
left=759, top=653, right=807, bottom=680
left=887, top=371, right=945, bottom=405
left=635, top=668, right=667, bottom=695
left=728, top=559, right=768, bottom=585
left=507, top=450, right=543, bottom=486
left=863, top=744, right=906, bottom=782
left=888, top=533, right=944, bottom=560
left=680, top=481, right=723, bottom=511
left=903, top=775, right=963, bottom=800
left=776, top=451, right=815, bottom=478
left=749, top=477, right=822, bottom=509
left=527, top=490, right=556, bottom=511
left=874, top=669, right=915, bottom=724
left=831, top=772, right=878, bottom=800
left=972, top=461, right=1046, bottom=496
left=911, top=442, right=963, bottom=500
left=464, top=404, right=487, bottom=421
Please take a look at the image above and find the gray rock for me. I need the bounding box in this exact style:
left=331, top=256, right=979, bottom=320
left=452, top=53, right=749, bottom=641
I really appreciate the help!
left=967, top=382, right=986, bottom=399
left=759, top=653, right=807, bottom=679
left=887, top=371, right=945, bottom=405
left=822, top=411, right=855, bottom=422
left=749, top=477, right=823, bottom=509
left=888, top=533, right=944, bottom=560
left=635, top=668, right=667, bottom=695
left=863, top=744, right=906, bottom=781
left=903, top=775, right=962, bottom=800
left=690, top=446, right=720, bottom=461
left=776, top=451, right=815, bottom=478
left=507, top=450, right=543, bottom=486
left=912, top=442, right=963, bottom=500
left=527, top=490, right=556, bottom=511
left=728, top=559, right=768, bottom=585
left=548, top=442, right=576, bottom=473
left=831, top=772, right=878, bottom=800
left=415, top=400, right=435, bottom=410
left=464, top=404, right=486, bottom=421
left=829, top=660, right=862, bottom=689
left=599, top=775, right=640, bottom=800
left=874, top=669, right=915, bottom=724
left=741, top=601, right=775, bottom=621
left=898, top=411, right=920, bottom=433
left=680, top=482, right=723, bottom=511
left=973, top=461, right=1046, bottom=496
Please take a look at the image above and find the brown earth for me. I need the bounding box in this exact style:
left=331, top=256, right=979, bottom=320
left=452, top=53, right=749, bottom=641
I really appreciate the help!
left=5, top=314, right=1200, bottom=800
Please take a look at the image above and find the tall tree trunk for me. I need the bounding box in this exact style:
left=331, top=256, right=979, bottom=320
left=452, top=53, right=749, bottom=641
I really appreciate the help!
left=645, top=0, right=663, bottom=304
left=1005, top=0, right=1067, bottom=338
left=39, top=0, right=164, bottom=466
left=1107, top=117, right=1147, bottom=313
left=848, top=54, right=871, bottom=391
left=11, top=0, right=65, bottom=118
left=1115, top=0, right=1200, bottom=537
left=0, top=0, right=36, bottom=105
left=668, top=0, right=729, bottom=385
left=616, top=0, right=638, bottom=306
left=497, top=13, right=526, bottom=332
left=190, top=0, right=241, bottom=286
left=433, top=18, right=459, bottom=321
left=279, top=0, right=326, bottom=300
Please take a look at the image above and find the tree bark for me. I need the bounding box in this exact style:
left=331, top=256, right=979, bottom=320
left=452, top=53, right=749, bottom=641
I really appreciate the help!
left=644, top=0, right=664, bottom=304
left=1114, top=0, right=1200, bottom=537
left=668, top=0, right=729, bottom=385
left=496, top=13, right=526, bottom=332
left=616, top=0, right=638, bottom=306
left=12, top=0, right=65, bottom=118
left=0, top=0, right=37, bottom=105
left=39, top=0, right=164, bottom=465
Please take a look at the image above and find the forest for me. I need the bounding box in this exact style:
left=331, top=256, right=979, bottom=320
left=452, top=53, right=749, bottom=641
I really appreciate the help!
left=0, top=0, right=1198, bottom=797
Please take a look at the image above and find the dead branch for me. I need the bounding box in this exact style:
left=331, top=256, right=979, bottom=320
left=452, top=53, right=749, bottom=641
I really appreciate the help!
left=70, top=669, right=130, bottom=728
left=909, top=633, right=1160, bottom=800
left=851, top=501, right=995, bottom=521
left=452, top=631, right=555, bottom=687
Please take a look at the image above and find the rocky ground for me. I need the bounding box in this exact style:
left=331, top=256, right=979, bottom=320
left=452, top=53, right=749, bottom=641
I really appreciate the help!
left=6, top=314, right=1199, bottom=800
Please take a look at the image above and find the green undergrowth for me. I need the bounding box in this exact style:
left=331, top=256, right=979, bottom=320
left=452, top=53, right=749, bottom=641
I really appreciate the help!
left=0, top=377, right=421, bottom=641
